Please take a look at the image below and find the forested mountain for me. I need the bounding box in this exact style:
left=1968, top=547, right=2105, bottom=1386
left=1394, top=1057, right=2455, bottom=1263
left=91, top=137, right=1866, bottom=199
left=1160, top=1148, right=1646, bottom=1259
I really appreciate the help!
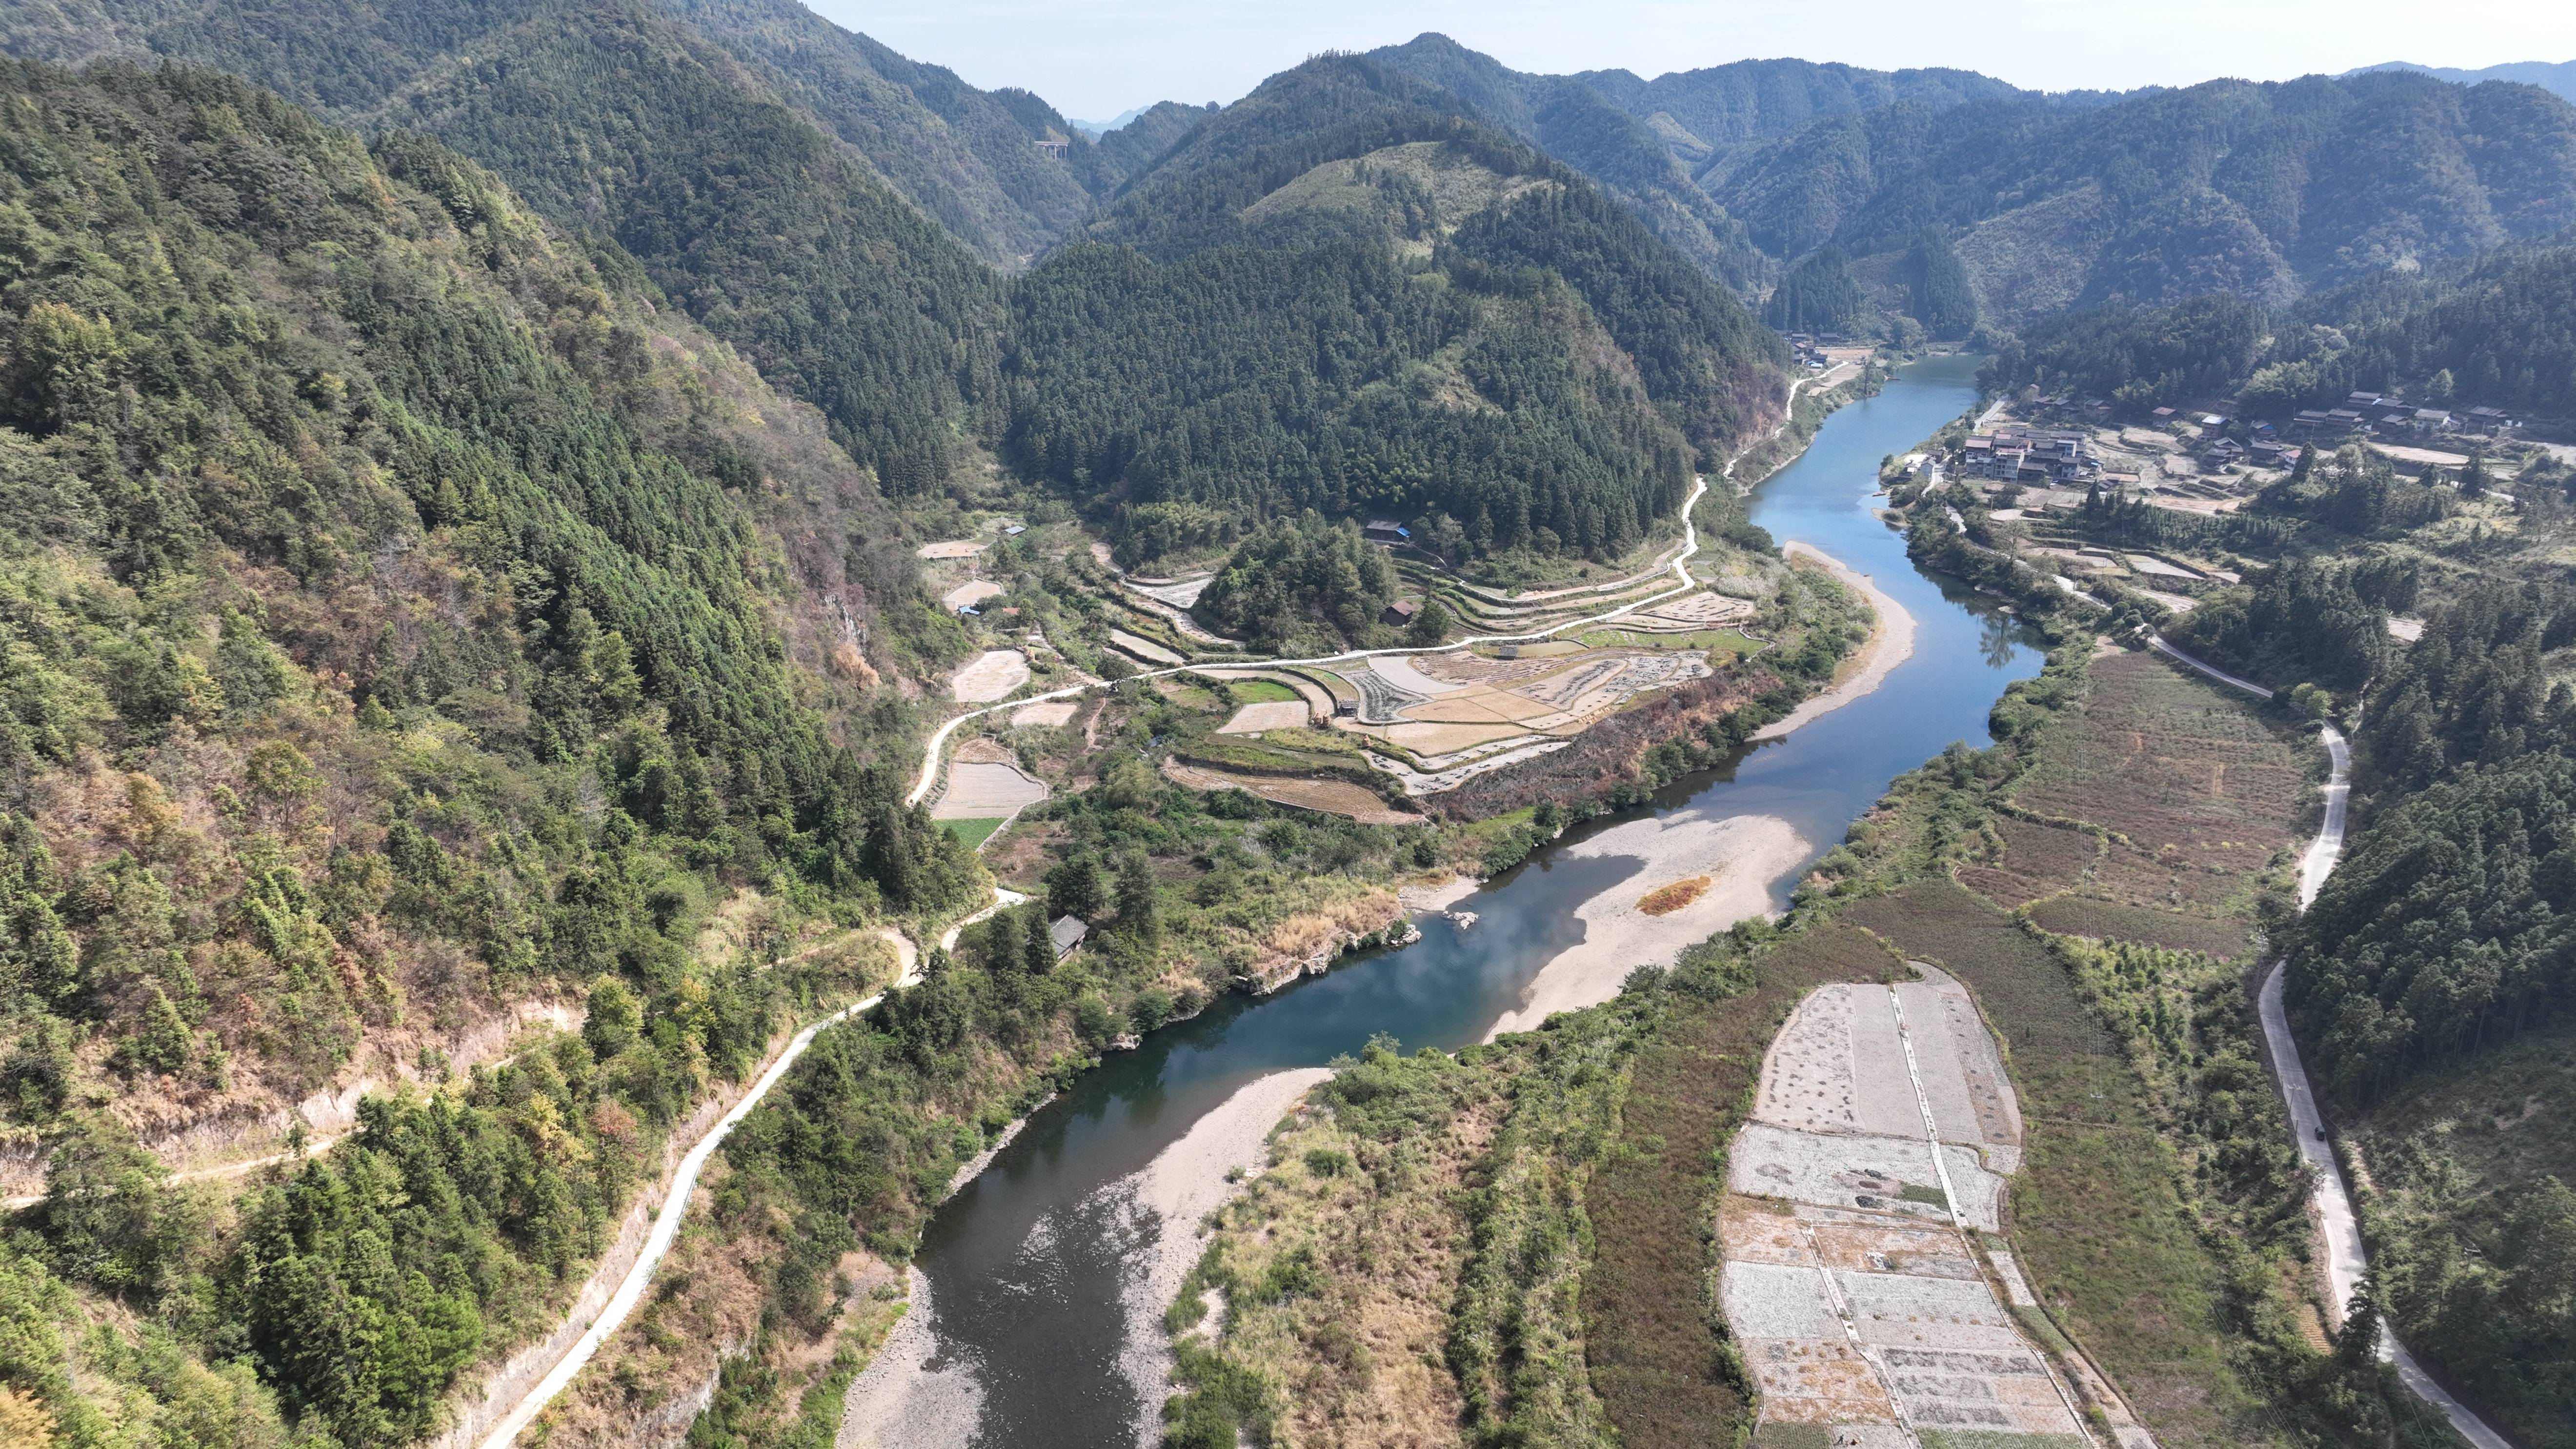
left=1704, top=71, right=2576, bottom=324
left=1009, top=55, right=1786, bottom=566
left=2353, top=58, right=2576, bottom=105
left=1, top=0, right=1135, bottom=270
left=1361, top=34, right=1774, bottom=288
left=1366, top=39, right=2576, bottom=340
left=1365, top=35, right=2044, bottom=293
left=0, top=0, right=1011, bottom=495
left=654, top=0, right=1106, bottom=262
left=0, top=57, right=981, bottom=1443
left=1985, top=234, right=2576, bottom=421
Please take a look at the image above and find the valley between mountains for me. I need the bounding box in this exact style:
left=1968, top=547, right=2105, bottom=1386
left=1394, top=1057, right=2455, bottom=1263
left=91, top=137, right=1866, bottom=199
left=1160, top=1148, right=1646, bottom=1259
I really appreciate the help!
left=0, top=7, right=2573, bottom=1449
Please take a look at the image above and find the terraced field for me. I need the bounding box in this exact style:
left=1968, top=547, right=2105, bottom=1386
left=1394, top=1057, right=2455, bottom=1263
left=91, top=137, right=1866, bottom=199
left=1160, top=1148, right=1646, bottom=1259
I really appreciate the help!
left=1962, top=649, right=2309, bottom=956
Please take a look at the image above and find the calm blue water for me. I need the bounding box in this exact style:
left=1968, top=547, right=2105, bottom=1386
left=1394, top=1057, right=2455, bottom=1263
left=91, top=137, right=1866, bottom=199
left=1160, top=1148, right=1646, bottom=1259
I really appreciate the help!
left=899, top=354, right=2039, bottom=1447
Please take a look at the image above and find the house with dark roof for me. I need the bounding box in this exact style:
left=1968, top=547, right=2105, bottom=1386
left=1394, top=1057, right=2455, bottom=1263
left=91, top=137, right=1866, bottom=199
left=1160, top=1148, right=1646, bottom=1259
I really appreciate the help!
left=2463, top=405, right=2521, bottom=437
left=1050, top=915, right=1088, bottom=959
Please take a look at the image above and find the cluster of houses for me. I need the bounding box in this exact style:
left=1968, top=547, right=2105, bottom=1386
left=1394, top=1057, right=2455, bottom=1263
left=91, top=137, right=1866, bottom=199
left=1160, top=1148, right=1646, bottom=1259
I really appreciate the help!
left=1960, top=424, right=2103, bottom=483
left=1775, top=330, right=1856, bottom=369
left=2289, top=392, right=2520, bottom=443
left=2197, top=434, right=2302, bottom=472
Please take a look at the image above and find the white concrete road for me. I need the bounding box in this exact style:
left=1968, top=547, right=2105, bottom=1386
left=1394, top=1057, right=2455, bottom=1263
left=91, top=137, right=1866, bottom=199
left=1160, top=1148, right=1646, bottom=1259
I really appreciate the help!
left=2259, top=723, right=2516, bottom=1449
left=2147, top=639, right=2510, bottom=1445
left=2148, top=634, right=2274, bottom=700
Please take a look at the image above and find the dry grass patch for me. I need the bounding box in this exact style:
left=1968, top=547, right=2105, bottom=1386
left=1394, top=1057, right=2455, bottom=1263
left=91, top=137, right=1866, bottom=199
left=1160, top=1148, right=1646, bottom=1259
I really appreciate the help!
left=1956, top=817, right=2100, bottom=907
left=2026, top=897, right=2254, bottom=960
left=1636, top=875, right=1711, bottom=915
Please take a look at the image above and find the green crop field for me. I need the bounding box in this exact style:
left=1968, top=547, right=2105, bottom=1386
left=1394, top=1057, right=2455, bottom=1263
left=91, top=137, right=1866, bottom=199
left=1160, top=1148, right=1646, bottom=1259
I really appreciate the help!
left=1230, top=679, right=1299, bottom=703
left=939, top=818, right=1006, bottom=850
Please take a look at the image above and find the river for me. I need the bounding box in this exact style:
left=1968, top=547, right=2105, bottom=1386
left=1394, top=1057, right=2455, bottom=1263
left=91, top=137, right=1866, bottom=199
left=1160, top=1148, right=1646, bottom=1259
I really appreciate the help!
left=850, top=352, right=2043, bottom=1448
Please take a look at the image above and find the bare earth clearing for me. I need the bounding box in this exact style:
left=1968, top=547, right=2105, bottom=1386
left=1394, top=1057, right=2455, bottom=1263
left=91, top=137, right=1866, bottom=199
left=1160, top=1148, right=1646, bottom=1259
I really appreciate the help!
left=948, top=649, right=1029, bottom=703
left=1720, top=966, right=2159, bottom=1447
left=941, top=579, right=1005, bottom=611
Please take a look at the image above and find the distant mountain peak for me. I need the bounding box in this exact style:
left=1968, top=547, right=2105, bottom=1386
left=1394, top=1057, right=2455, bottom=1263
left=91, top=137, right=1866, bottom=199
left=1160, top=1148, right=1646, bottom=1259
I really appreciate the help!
left=2343, top=59, right=2576, bottom=104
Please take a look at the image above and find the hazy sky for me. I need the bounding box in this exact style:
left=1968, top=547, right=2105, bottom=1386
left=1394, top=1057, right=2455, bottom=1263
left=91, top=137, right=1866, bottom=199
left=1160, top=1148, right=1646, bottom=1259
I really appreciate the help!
left=809, top=0, right=2576, bottom=121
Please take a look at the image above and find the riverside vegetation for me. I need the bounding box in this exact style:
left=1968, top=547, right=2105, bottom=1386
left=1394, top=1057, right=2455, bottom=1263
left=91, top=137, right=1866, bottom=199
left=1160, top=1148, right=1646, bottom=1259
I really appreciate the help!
left=6, top=3, right=2576, bottom=1446
left=0, top=18, right=1839, bottom=1447
left=1160, top=537, right=2493, bottom=1447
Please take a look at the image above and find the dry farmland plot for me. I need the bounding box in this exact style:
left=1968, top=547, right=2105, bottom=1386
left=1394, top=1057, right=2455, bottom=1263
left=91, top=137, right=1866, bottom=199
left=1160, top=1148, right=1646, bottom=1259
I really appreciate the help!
left=1955, top=818, right=2100, bottom=908
left=948, top=649, right=1029, bottom=702
left=1216, top=700, right=1309, bottom=734
left=1159, top=758, right=1424, bottom=825
left=2010, top=650, right=2306, bottom=914
left=2025, top=897, right=2254, bottom=960
left=1839, top=883, right=2277, bottom=1447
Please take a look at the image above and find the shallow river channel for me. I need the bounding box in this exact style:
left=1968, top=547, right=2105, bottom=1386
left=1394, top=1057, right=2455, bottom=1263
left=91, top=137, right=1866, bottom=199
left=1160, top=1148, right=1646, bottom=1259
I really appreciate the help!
left=852, top=352, right=2045, bottom=1447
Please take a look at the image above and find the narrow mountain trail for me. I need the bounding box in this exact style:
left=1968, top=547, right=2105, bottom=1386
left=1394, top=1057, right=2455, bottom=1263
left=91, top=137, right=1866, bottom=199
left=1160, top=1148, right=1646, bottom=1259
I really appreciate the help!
left=2151, top=639, right=2515, bottom=1449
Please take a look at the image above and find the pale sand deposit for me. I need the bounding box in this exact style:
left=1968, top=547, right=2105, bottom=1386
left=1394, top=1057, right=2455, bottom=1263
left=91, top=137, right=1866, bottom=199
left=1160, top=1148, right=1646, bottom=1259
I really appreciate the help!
left=1216, top=700, right=1308, bottom=734
left=1485, top=811, right=1807, bottom=1040
left=1397, top=875, right=1482, bottom=914
left=1009, top=700, right=1080, bottom=727
left=1752, top=542, right=1916, bottom=742
left=1114, top=1067, right=1334, bottom=1445
left=947, top=649, right=1028, bottom=703
left=917, top=539, right=986, bottom=560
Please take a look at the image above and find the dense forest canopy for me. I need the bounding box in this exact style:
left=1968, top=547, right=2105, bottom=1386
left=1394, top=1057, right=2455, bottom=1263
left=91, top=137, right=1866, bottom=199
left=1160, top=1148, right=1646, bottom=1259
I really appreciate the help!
left=1008, top=56, right=1784, bottom=566
left=1984, top=236, right=2576, bottom=423
left=2, top=12, right=1788, bottom=567
left=0, top=57, right=990, bottom=1443
left=0, top=0, right=1009, bottom=495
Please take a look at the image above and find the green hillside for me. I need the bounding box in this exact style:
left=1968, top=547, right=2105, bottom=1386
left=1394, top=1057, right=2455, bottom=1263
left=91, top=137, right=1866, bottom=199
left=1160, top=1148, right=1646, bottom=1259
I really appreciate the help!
left=1012, top=56, right=1785, bottom=568
left=0, top=57, right=983, bottom=1445
left=1707, top=71, right=2576, bottom=323
left=1985, top=236, right=2576, bottom=423
left=0, top=0, right=1010, bottom=494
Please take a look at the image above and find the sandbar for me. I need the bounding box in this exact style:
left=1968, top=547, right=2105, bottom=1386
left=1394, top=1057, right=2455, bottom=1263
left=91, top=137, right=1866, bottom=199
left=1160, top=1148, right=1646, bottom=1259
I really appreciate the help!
left=1752, top=543, right=1916, bottom=741
left=1117, top=1068, right=1333, bottom=1445
left=1484, top=810, right=1808, bottom=1040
